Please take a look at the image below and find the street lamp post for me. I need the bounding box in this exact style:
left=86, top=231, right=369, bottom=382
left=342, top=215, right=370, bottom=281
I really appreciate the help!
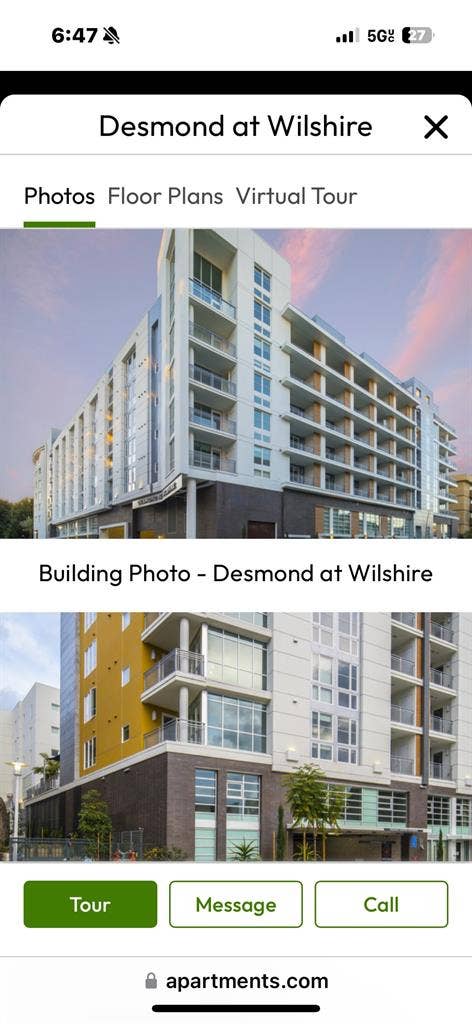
left=5, top=761, right=27, bottom=862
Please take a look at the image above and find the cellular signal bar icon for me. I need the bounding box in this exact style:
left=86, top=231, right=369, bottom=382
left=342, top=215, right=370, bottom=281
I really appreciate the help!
left=336, top=28, right=360, bottom=43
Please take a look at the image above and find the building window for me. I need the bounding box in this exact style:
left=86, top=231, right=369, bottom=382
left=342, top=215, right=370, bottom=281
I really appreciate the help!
left=359, top=513, right=381, bottom=537
left=207, top=628, right=267, bottom=690
left=338, top=613, right=359, bottom=656
left=427, top=795, right=450, bottom=827
left=334, top=785, right=363, bottom=823
left=195, top=769, right=217, bottom=862
left=194, top=252, right=222, bottom=296
left=337, top=717, right=357, bottom=764
left=378, top=790, right=408, bottom=825
left=254, top=334, right=271, bottom=371
left=84, top=688, right=96, bottom=723
left=84, top=639, right=97, bottom=678
left=124, top=348, right=137, bottom=493
left=322, top=508, right=352, bottom=537
left=226, top=612, right=269, bottom=628
left=254, top=265, right=271, bottom=296
left=84, top=612, right=97, bottom=631
left=254, top=409, right=271, bottom=443
left=388, top=516, right=409, bottom=538
left=226, top=772, right=261, bottom=860
left=338, top=662, right=358, bottom=709
left=121, top=665, right=131, bottom=687
left=312, top=655, right=333, bottom=703
left=122, top=612, right=131, bottom=630
left=51, top=702, right=60, bottom=710
left=311, top=711, right=333, bottom=759
left=207, top=694, right=267, bottom=753
left=456, top=799, right=471, bottom=829
left=254, top=445, right=271, bottom=479
left=312, top=613, right=334, bottom=646
left=254, top=371, right=271, bottom=409
left=84, top=736, right=96, bottom=770
left=51, top=726, right=59, bottom=735
left=122, top=724, right=130, bottom=742
left=254, top=298, right=271, bottom=336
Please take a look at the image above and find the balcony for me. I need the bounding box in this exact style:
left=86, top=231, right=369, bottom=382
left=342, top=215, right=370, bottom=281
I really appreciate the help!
left=392, top=612, right=416, bottom=628
left=189, top=450, right=236, bottom=474
left=190, top=363, right=236, bottom=410
left=430, top=620, right=454, bottom=644
left=391, top=755, right=415, bottom=776
left=189, top=320, right=236, bottom=361
left=143, top=649, right=205, bottom=693
left=189, top=408, right=237, bottom=445
left=391, top=653, right=416, bottom=676
left=430, top=716, right=454, bottom=736
left=189, top=277, right=236, bottom=321
left=25, top=775, right=61, bottom=801
left=391, top=705, right=416, bottom=726
left=144, top=719, right=205, bottom=749
left=430, top=668, right=454, bottom=690
left=430, top=763, right=452, bottom=781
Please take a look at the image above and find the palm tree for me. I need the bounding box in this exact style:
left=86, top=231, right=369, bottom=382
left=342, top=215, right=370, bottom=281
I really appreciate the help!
left=284, top=764, right=345, bottom=861
left=33, top=753, right=60, bottom=781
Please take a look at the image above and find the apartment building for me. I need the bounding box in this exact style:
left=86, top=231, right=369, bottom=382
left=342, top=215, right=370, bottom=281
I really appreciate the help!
left=33, top=229, right=458, bottom=540
left=452, top=473, right=472, bottom=537
left=0, top=683, right=61, bottom=800
left=24, top=612, right=472, bottom=862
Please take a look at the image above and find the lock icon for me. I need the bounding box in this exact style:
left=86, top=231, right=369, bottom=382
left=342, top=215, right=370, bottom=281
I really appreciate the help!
left=145, top=972, right=157, bottom=989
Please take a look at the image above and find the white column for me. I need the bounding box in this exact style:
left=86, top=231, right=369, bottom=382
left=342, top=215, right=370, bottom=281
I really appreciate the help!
left=186, top=477, right=197, bottom=538
left=201, top=690, right=208, bottom=745
left=179, top=686, right=189, bottom=742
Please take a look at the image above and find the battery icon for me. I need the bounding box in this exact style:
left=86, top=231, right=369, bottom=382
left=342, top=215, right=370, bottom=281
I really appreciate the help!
left=402, top=26, right=433, bottom=43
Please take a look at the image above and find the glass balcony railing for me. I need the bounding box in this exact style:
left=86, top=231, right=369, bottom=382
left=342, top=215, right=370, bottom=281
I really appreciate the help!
left=430, top=716, right=454, bottom=735
left=189, top=277, right=236, bottom=319
left=289, top=436, right=316, bottom=455
left=190, top=450, right=236, bottom=473
left=189, top=320, right=236, bottom=357
left=144, top=719, right=205, bottom=748
left=392, top=612, right=416, bottom=627
left=430, top=620, right=454, bottom=643
left=430, top=763, right=452, bottom=780
left=190, top=364, right=236, bottom=395
left=143, top=649, right=205, bottom=691
left=391, top=755, right=415, bottom=775
left=430, top=668, right=454, bottom=690
left=189, top=409, right=237, bottom=434
left=391, top=653, right=416, bottom=676
left=391, top=705, right=415, bottom=726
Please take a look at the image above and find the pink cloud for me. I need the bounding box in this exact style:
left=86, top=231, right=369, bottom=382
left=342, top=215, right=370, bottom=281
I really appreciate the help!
left=276, top=229, right=346, bottom=305
left=434, top=370, right=472, bottom=471
left=391, top=231, right=472, bottom=380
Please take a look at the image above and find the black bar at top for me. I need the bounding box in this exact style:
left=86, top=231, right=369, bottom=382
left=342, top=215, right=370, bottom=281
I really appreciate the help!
left=152, top=1006, right=320, bottom=1014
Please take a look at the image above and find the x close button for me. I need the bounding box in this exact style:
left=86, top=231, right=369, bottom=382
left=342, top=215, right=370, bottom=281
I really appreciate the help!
left=424, top=114, right=449, bottom=139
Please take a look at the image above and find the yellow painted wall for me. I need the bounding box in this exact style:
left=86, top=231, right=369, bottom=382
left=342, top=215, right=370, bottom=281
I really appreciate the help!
left=79, top=613, right=167, bottom=775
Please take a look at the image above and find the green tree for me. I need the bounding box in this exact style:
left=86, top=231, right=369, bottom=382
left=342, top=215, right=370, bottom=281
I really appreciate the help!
left=77, top=789, right=112, bottom=859
left=284, top=764, right=345, bottom=862
left=276, top=805, right=286, bottom=861
left=0, top=798, right=9, bottom=852
left=0, top=497, right=34, bottom=538
left=229, top=838, right=260, bottom=861
left=437, top=829, right=445, bottom=862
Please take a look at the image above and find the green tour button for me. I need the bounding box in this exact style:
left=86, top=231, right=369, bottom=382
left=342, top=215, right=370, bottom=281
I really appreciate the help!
left=24, top=881, right=157, bottom=928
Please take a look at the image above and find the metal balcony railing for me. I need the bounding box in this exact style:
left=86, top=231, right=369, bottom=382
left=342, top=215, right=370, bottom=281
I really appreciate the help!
left=189, top=277, right=236, bottom=319
left=353, top=485, right=369, bottom=497
left=391, top=755, right=415, bottom=775
left=290, top=468, right=306, bottom=483
left=392, top=612, right=416, bottom=627
left=391, top=705, right=415, bottom=726
left=430, top=763, right=452, bottom=780
left=325, top=480, right=346, bottom=494
left=391, top=653, right=416, bottom=676
left=190, top=409, right=236, bottom=435
left=289, top=436, right=316, bottom=455
left=430, top=620, right=454, bottom=643
left=430, top=717, right=454, bottom=735
left=143, top=719, right=205, bottom=748
left=190, top=450, right=236, bottom=473
left=190, top=364, right=236, bottom=395
left=290, top=404, right=315, bottom=423
left=189, top=320, right=236, bottom=357
left=143, top=649, right=205, bottom=691
left=430, top=668, right=454, bottom=690
left=26, top=775, right=61, bottom=800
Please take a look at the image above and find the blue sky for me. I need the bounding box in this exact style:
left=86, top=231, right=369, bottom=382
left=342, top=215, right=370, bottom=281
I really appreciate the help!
left=0, top=228, right=470, bottom=501
left=0, top=614, right=60, bottom=708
